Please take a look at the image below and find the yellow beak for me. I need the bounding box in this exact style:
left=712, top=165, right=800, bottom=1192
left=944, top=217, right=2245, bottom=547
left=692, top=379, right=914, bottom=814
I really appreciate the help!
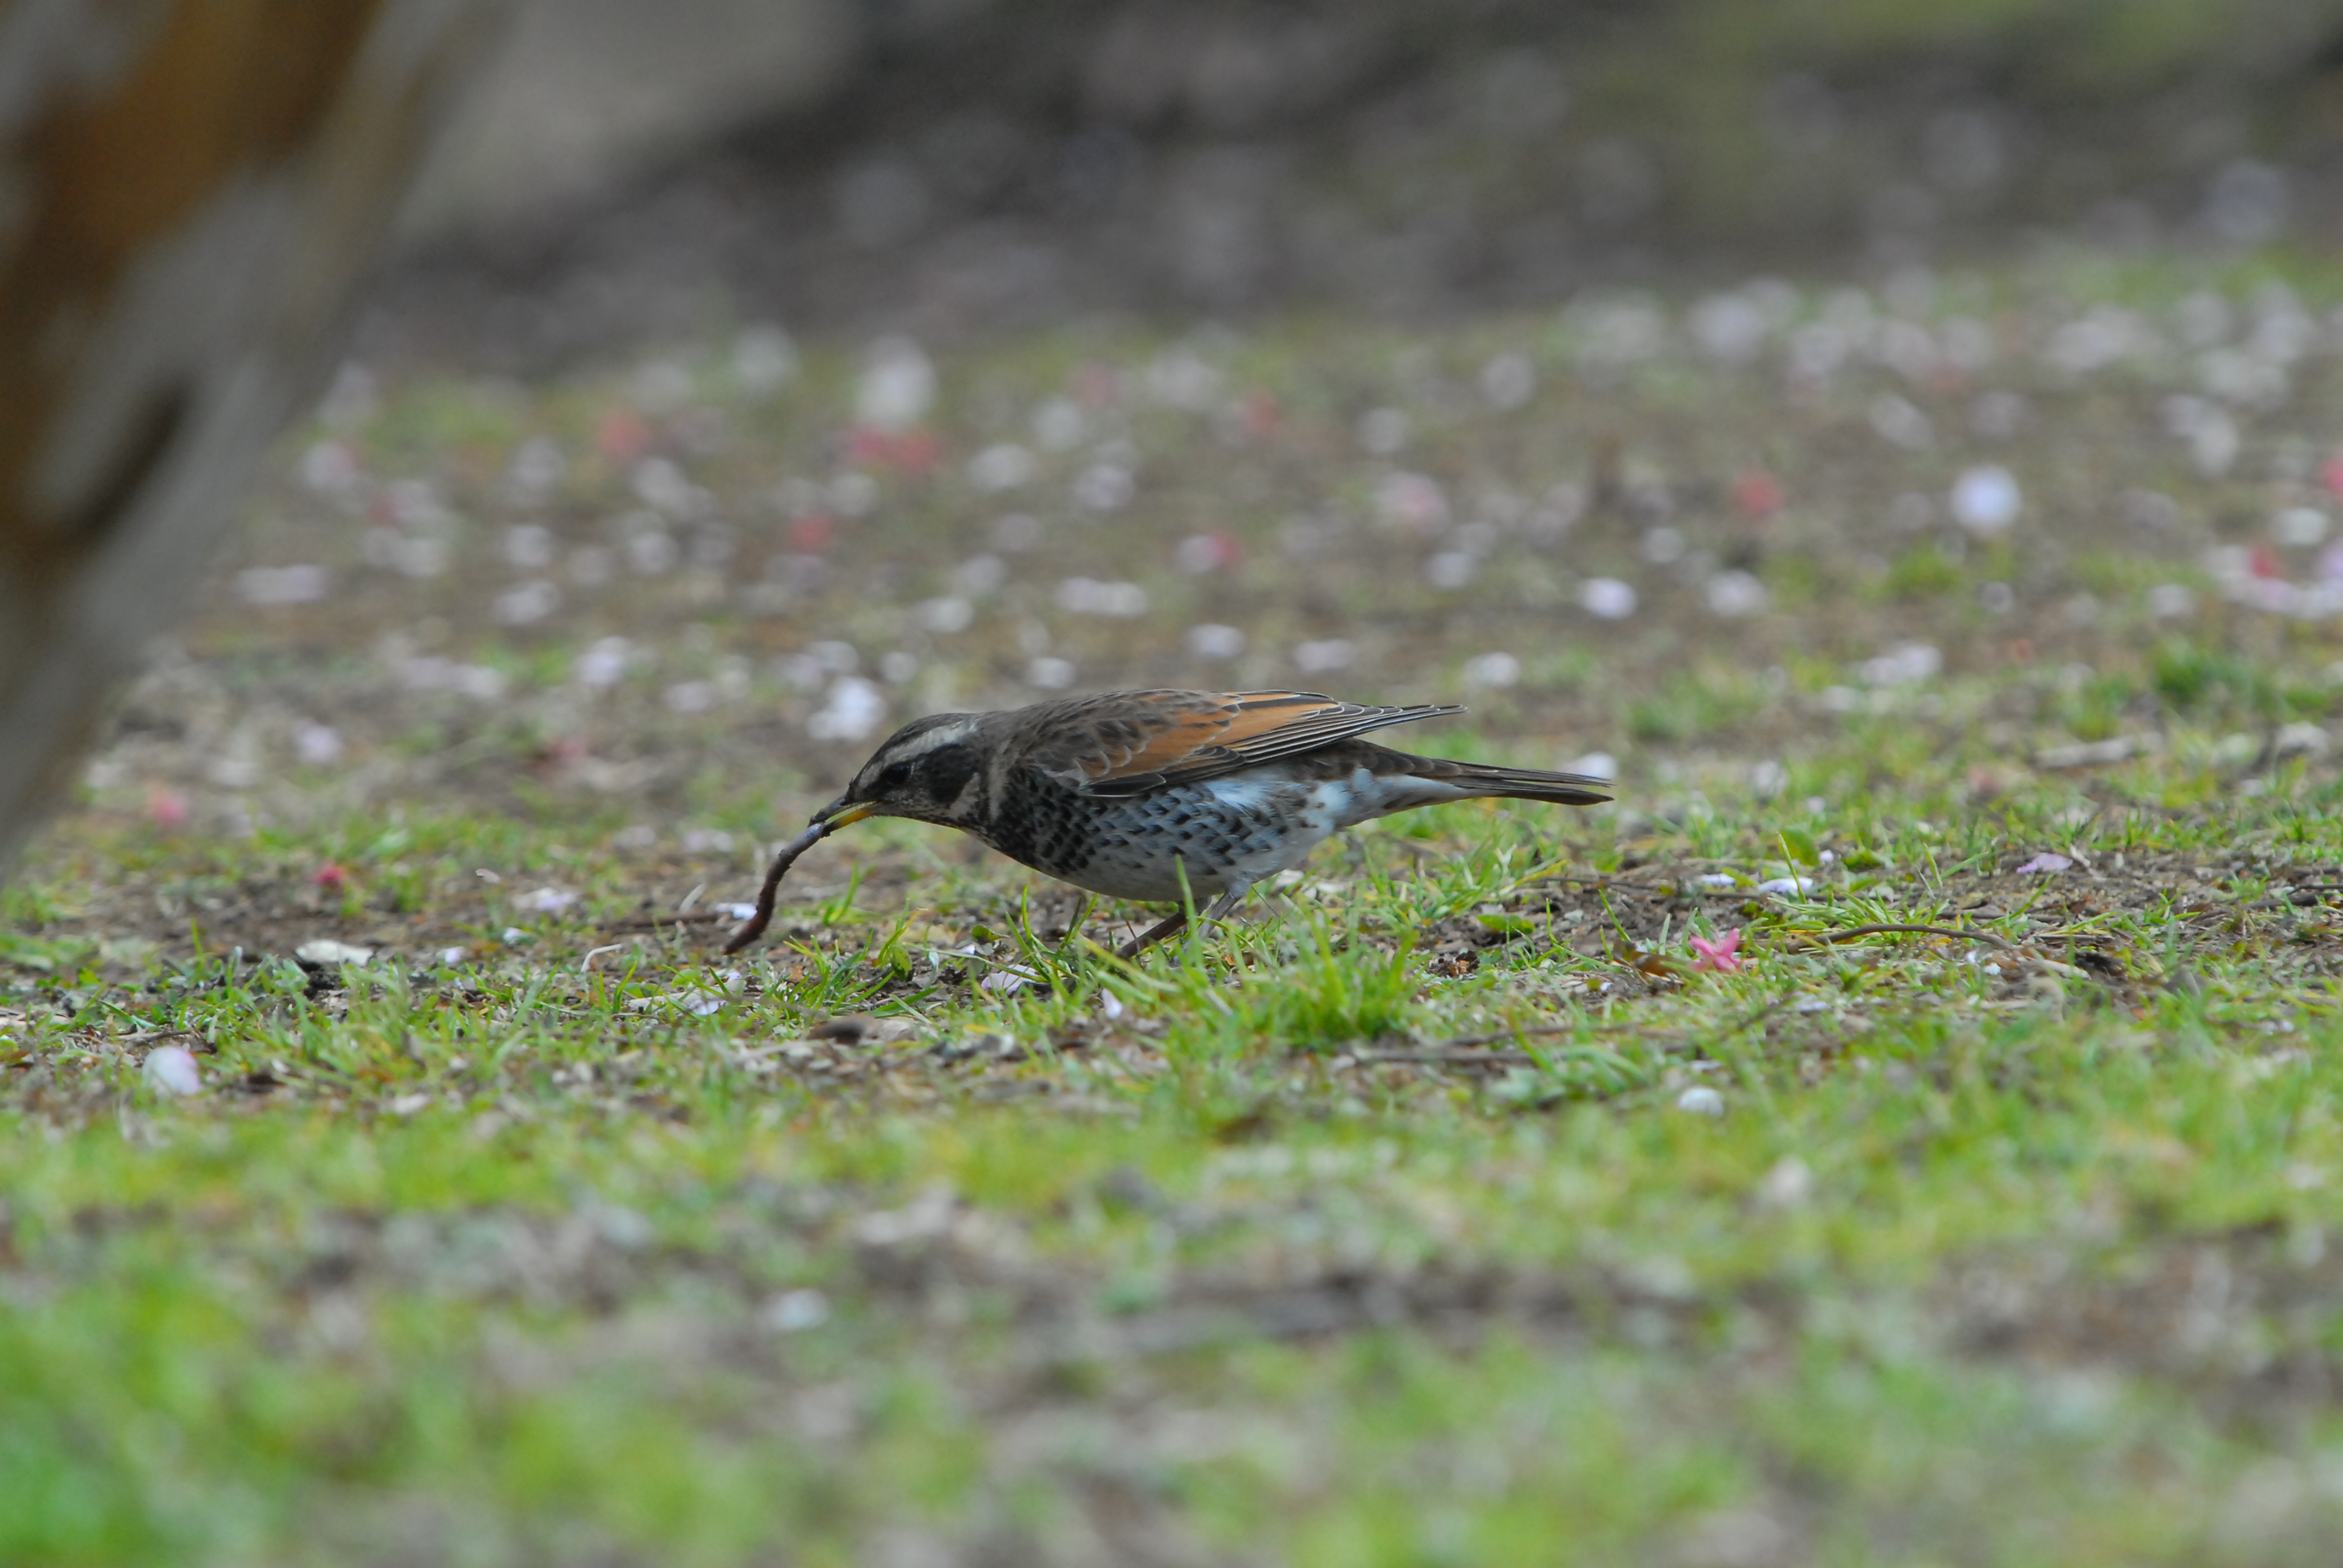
left=822, top=801, right=880, bottom=829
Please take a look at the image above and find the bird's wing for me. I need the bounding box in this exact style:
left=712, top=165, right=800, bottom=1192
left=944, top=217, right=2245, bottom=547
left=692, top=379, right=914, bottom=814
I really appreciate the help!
left=1032, top=690, right=1464, bottom=797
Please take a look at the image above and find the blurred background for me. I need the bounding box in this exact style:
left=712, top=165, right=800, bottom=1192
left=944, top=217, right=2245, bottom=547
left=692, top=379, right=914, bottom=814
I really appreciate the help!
left=53, top=0, right=2343, bottom=887
left=378, top=0, right=2343, bottom=364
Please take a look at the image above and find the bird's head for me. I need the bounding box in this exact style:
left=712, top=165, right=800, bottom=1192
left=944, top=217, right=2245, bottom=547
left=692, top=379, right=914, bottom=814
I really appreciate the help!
left=813, top=713, right=985, bottom=831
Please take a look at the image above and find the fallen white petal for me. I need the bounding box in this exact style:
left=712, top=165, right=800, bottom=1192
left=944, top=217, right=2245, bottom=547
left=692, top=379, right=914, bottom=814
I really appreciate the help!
left=143, top=1046, right=205, bottom=1097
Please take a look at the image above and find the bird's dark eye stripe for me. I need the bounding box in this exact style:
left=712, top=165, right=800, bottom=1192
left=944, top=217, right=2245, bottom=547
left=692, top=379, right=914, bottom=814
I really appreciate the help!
left=918, top=743, right=977, bottom=803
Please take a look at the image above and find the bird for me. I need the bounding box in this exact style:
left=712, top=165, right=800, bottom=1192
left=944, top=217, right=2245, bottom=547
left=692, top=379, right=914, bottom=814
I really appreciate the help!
left=723, top=688, right=1611, bottom=958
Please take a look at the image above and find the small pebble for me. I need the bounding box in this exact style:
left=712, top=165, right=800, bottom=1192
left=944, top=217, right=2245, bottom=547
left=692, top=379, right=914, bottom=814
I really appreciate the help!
left=1677, top=1085, right=1725, bottom=1117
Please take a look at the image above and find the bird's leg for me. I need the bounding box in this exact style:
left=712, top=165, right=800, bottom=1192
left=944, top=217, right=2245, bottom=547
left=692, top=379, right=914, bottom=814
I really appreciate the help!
left=1188, top=884, right=1254, bottom=947
left=1115, top=910, right=1187, bottom=960
left=1201, top=885, right=1251, bottom=924
left=1116, top=884, right=1253, bottom=961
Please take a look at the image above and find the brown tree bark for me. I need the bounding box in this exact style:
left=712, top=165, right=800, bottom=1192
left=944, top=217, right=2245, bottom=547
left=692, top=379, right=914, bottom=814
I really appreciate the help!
left=0, top=0, right=505, bottom=875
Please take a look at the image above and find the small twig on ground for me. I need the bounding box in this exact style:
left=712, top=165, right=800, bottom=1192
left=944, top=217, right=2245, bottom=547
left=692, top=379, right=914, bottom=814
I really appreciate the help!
left=608, top=909, right=732, bottom=932
left=1342, top=1048, right=1540, bottom=1068
left=1404, top=1019, right=1671, bottom=1053
left=1530, top=874, right=1748, bottom=898
left=1778, top=923, right=2017, bottom=952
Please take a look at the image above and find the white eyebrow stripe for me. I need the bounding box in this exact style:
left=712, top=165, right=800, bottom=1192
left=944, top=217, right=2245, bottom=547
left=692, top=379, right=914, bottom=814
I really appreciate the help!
left=886, top=719, right=978, bottom=759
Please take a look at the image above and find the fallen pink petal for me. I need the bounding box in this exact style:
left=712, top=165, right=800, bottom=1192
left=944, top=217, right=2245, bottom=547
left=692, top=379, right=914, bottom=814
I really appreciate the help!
left=1689, top=929, right=1744, bottom=974
left=594, top=407, right=652, bottom=462
left=1734, top=470, right=1784, bottom=517
left=2014, top=853, right=2073, bottom=874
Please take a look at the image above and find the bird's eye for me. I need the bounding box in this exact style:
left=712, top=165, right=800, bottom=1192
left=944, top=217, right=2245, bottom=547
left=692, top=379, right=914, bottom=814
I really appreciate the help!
left=877, top=762, right=912, bottom=790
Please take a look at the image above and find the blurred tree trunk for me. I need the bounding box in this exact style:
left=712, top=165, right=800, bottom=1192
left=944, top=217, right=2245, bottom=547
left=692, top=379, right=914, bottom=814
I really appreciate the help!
left=0, top=0, right=506, bottom=877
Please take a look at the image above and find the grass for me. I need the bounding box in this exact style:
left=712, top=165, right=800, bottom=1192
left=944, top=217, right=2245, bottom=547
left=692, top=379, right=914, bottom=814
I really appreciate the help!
left=13, top=246, right=2343, bottom=1563
left=11, top=773, right=2343, bottom=1564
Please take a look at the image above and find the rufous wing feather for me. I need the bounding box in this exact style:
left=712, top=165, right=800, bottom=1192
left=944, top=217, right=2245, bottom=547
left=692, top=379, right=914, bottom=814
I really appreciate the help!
left=1032, top=689, right=1464, bottom=796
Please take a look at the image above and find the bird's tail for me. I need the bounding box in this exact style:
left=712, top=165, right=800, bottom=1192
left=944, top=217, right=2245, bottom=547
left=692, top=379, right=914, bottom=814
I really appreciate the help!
left=1403, top=756, right=1613, bottom=806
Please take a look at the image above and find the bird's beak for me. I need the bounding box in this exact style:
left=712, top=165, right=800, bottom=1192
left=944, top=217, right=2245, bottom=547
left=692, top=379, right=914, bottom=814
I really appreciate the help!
left=815, top=799, right=880, bottom=829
